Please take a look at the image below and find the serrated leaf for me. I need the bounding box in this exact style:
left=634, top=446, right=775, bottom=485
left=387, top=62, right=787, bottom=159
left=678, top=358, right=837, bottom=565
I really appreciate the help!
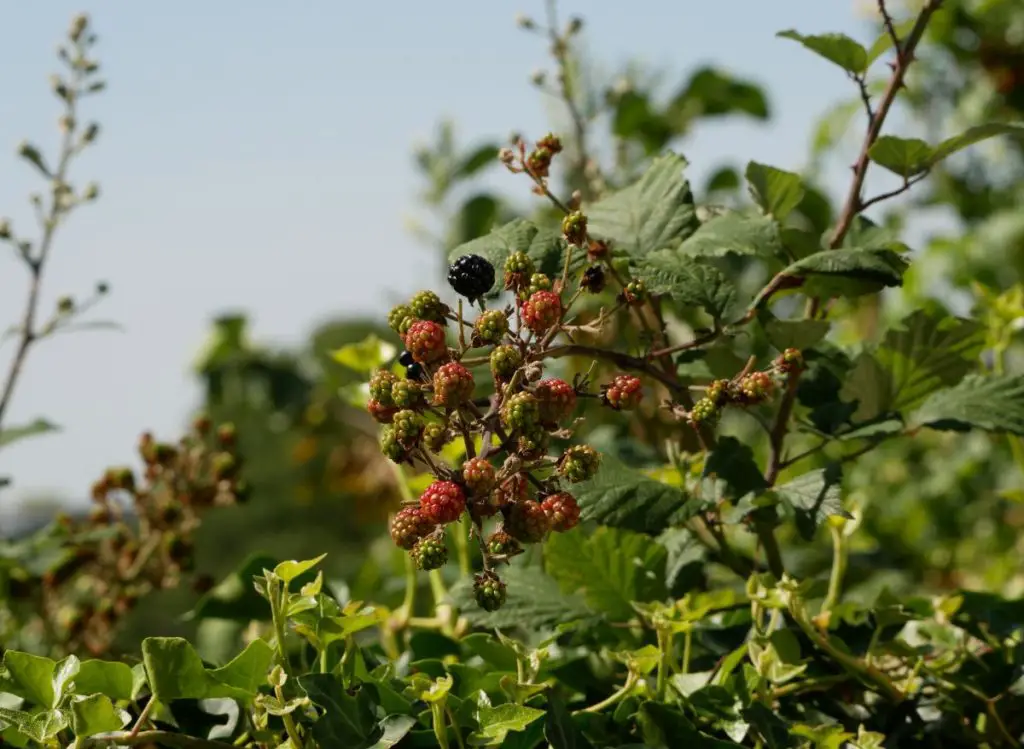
left=70, top=694, right=128, bottom=737
left=777, top=30, right=868, bottom=74
left=929, top=122, right=1024, bottom=164
left=638, top=252, right=739, bottom=321
left=840, top=311, right=984, bottom=420
left=776, top=247, right=907, bottom=299
left=74, top=660, right=135, bottom=702
left=745, top=162, right=804, bottom=221
left=472, top=703, right=545, bottom=744
left=0, top=419, right=60, bottom=449
left=678, top=212, right=783, bottom=259
left=573, top=456, right=695, bottom=533
left=446, top=219, right=573, bottom=295
left=452, top=565, right=592, bottom=629
left=867, top=136, right=933, bottom=178
left=774, top=465, right=847, bottom=540
left=703, top=437, right=769, bottom=501
left=142, top=637, right=271, bottom=704
left=588, top=152, right=699, bottom=256
left=762, top=318, right=831, bottom=351
left=907, top=374, right=1024, bottom=434
left=545, top=527, right=667, bottom=621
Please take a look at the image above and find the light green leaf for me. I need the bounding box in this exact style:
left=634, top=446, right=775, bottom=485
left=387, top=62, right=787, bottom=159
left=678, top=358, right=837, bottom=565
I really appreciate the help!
left=573, top=456, right=695, bottom=533
left=273, top=554, right=327, bottom=584
left=330, top=336, right=395, bottom=375
left=775, top=247, right=907, bottom=299
left=208, top=639, right=275, bottom=696
left=774, top=465, right=849, bottom=540
left=18, top=709, right=68, bottom=743
left=867, top=135, right=933, bottom=178
left=638, top=252, right=739, bottom=321
left=588, top=151, right=699, bottom=256
left=841, top=311, right=984, bottom=420
left=2, top=652, right=57, bottom=707
left=74, top=660, right=135, bottom=702
left=369, top=715, right=417, bottom=749
left=545, top=527, right=667, bottom=621
left=745, top=162, right=805, bottom=221
left=762, top=317, right=830, bottom=351
left=52, top=656, right=80, bottom=708
left=929, top=122, right=1024, bottom=164
left=0, top=419, right=60, bottom=449
left=452, top=566, right=593, bottom=629
left=142, top=637, right=271, bottom=703
left=908, top=374, right=1024, bottom=434
left=777, top=30, right=868, bottom=73
left=471, top=703, right=545, bottom=745
left=70, top=694, right=129, bottom=737
left=678, top=212, right=783, bottom=259
left=445, top=218, right=573, bottom=292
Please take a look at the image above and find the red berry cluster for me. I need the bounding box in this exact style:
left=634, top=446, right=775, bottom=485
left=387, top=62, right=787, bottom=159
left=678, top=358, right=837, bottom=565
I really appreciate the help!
left=683, top=351, right=806, bottom=427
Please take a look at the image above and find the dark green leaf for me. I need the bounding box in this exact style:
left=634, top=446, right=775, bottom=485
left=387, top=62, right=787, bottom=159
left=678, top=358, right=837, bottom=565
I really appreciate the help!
left=774, top=465, right=847, bottom=540
left=776, top=247, right=907, bottom=299
left=704, top=167, right=741, bottom=194
left=573, top=456, right=695, bottom=533
left=867, top=135, right=933, bottom=178
left=669, top=67, right=770, bottom=123
left=638, top=252, right=739, bottom=321
left=189, top=553, right=280, bottom=621
left=907, top=374, right=1024, bottom=434
left=74, top=660, right=135, bottom=701
left=300, top=675, right=380, bottom=748
left=70, top=694, right=128, bottom=737
left=777, top=30, right=868, bottom=74
left=761, top=317, right=830, bottom=351
left=638, top=701, right=743, bottom=748
left=456, top=144, right=499, bottom=178
left=545, top=527, right=667, bottom=621
left=679, top=212, right=783, bottom=259
left=472, top=703, right=545, bottom=744
left=703, top=437, right=769, bottom=501
left=929, top=123, right=1024, bottom=165
left=0, top=419, right=60, bottom=449
left=588, top=152, right=699, bottom=256
left=544, top=693, right=593, bottom=749
left=745, top=162, right=804, bottom=221
left=742, top=703, right=795, bottom=748
left=451, top=565, right=592, bottom=630
left=142, top=637, right=271, bottom=703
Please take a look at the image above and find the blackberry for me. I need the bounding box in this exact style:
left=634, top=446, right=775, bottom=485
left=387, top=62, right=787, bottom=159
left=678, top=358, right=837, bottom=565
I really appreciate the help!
left=391, top=379, right=426, bottom=409
left=621, top=279, right=646, bottom=306
left=562, top=211, right=588, bottom=245
left=516, top=425, right=549, bottom=460
left=406, top=363, right=424, bottom=381
left=399, top=350, right=415, bottom=367
left=411, top=535, right=448, bottom=571
left=506, top=500, right=551, bottom=543
left=557, top=444, right=601, bottom=483
left=388, top=304, right=414, bottom=335
left=380, top=427, right=407, bottom=464
left=462, top=457, right=497, bottom=495
left=580, top=265, right=606, bottom=293
left=526, top=273, right=552, bottom=297
left=410, top=290, right=447, bottom=323
left=689, top=397, right=719, bottom=426
left=503, top=251, right=535, bottom=292
left=448, top=254, right=495, bottom=301
left=390, top=507, right=434, bottom=550
left=419, top=480, right=466, bottom=524
left=486, top=529, right=522, bottom=557
left=541, top=492, right=581, bottom=532
left=501, top=392, right=540, bottom=431
left=392, top=410, right=425, bottom=446
left=423, top=422, right=450, bottom=452
left=432, top=362, right=475, bottom=409
left=602, top=374, right=643, bottom=411
left=474, top=309, right=509, bottom=345
left=534, top=378, right=576, bottom=425
left=490, top=345, right=522, bottom=382
left=367, top=399, right=398, bottom=424
left=473, top=571, right=507, bottom=611
left=369, top=369, right=399, bottom=404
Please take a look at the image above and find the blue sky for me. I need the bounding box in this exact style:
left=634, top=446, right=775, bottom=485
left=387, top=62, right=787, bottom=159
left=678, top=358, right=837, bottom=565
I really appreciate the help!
left=0, top=1, right=898, bottom=511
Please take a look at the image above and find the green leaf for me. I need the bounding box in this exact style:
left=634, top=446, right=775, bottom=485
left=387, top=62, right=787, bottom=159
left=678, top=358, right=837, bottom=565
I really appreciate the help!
left=545, top=527, right=667, bottom=621
left=588, top=152, right=699, bottom=257
left=189, top=553, right=280, bottom=622
left=573, top=456, right=695, bottom=533
left=840, top=311, right=984, bottom=420
left=867, top=135, right=933, bottom=178
left=471, top=703, right=545, bottom=745
left=273, top=553, right=327, bottom=584
left=742, top=702, right=795, bottom=748
left=2, top=651, right=57, bottom=707
left=776, top=247, right=907, bottom=299
left=703, top=437, right=769, bottom=501
left=678, top=212, right=783, bottom=259
left=446, top=218, right=571, bottom=294
left=369, top=715, right=417, bottom=749
left=745, top=162, right=805, bottom=221
left=19, top=710, right=68, bottom=743
left=638, top=701, right=743, bottom=748
left=300, top=674, right=379, bottom=748
left=70, top=694, right=128, bottom=737
left=762, top=317, right=830, bottom=351
left=929, top=122, right=1024, bottom=164
left=142, top=637, right=271, bottom=703
left=456, top=144, right=499, bottom=178
left=774, top=465, right=848, bottom=540
left=52, top=656, right=80, bottom=707
left=452, top=565, right=592, bottom=629
left=777, top=30, right=868, bottom=74
left=638, top=252, right=739, bottom=321
left=669, top=67, right=769, bottom=123
left=74, top=660, right=134, bottom=702
left=0, top=419, right=60, bottom=449
left=907, top=374, right=1024, bottom=434
left=330, top=336, right=396, bottom=375
left=544, top=694, right=593, bottom=749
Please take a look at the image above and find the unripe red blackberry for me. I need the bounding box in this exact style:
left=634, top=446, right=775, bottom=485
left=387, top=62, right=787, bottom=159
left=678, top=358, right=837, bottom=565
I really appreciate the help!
left=367, top=399, right=398, bottom=424
left=422, top=422, right=450, bottom=452
left=534, top=378, right=577, bottom=425
left=432, top=362, right=475, bottom=408
left=537, top=132, right=563, bottom=153
left=369, top=369, right=399, bottom=405
left=419, top=480, right=466, bottom=524
left=526, top=273, right=552, bottom=297
left=506, top=500, right=551, bottom=543
left=390, top=507, right=435, bottom=550
left=602, top=374, right=643, bottom=411
left=462, top=457, right=497, bottom=495
left=516, top=425, right=549, bottom=460
left=526, top=146, right=553, bottom=178
left=562, top=211, right=588, bottom=245
left=411, top=535, right=448, bottom=571
left=409, top=290, right=447, bottom=324
left=388, top=304, right=415, bottom=335
left=392, top=409, right=425, bottom=446
left=391, top=379, right=426, bottom=409
left=740, top=371, right=775, bottom=404
left=473, top=571, right=507, bottom=611
left=486, top=529, right=522, bottom=557
left=503, top=251, right=535, bottom=292
left=490, top=345, right=522, bottom=382
left=541, top=492, right=581, bottom=532
left=404, top=320, right=448, bottom=364
left=501, top=391, right=540, bottom=431
left=775, top=347, right=803, bottom=375
left=621, top=279, right=647, bottom=306
left=521, top=290, right=562, bottom=333
left=474, top=309, right=509, bottom=344
left=557, top=444, right=601, bottom=483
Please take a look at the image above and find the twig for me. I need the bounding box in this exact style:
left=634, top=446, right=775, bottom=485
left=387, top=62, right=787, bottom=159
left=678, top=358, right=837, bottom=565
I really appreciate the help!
left=764, top=370, right=804, bottom=485
left=541, top=343, right=682, bottom=393
left=850, top=72, right=875, bottom=122
left=878, top=0, right=905, bottom=62
left=858, top=170, right=929, bottom=211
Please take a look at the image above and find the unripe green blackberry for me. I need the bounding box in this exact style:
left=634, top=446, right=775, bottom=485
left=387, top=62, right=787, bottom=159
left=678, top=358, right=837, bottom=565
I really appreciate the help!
left=369, top=369, right=399, bottom=405
left=410, top=290, right=447, bottom=324
left=388, top=304, right=415, bottom=335
left=516, top=424, right=549, bottom=460
left=474, top=309, right=509, bottom=344
left=392, top=410, right=424, bottom=446
left=562, top=210, right=587, bottom=245
left=462, top=457, right=497, bottom=495
left=490, top=345, right=522, bottom=382
left=503, top=251, right=535, bottom=292
left=526, top=146, right=553, bottom=178
left=526, top=273, right=552, bottom=297
left=506, top=500, right=551, bottom=543
left=486, top=529, right=522, bottom=557
left=422, top=422, right=450, bottom=452
left=775, top=347, right=803, bottom=375
left=411, top=535, right=448, bottom=571
left=689, top=397, right=719, bottom=426
left=473, top=571, right=507, bottom=611
left=557, top=444, right=601, bottom=483
left=380, top=427, right=407, bottom=463
left=501, top=392, right=540, bottom=431
left=740, top=371, right=775, bottom=404
left=621, top=279, right=646, bottom=306
left=391, top=379, right=426, bottom=408
left=706, top=379, right=730, bottom=406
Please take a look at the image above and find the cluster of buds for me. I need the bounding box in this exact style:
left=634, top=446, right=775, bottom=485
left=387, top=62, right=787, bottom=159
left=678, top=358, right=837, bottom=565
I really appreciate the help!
left=19, top=418, right=247, bottom=655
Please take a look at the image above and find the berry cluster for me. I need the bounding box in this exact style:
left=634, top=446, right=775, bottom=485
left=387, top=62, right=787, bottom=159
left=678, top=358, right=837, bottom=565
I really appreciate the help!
left=683, top=349, right=805, bottom=427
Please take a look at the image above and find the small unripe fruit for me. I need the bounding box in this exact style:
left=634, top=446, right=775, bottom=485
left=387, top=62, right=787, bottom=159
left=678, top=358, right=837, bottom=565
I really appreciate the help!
left=391, top=379, right=426, bottom=409
left=621, top=279, right=646, bottom=306
left=409, top=290, right=447, bottom=324
left=486, top=529, right=522, bottom=557
left=422, top=422, right=450, bottom=452
left=503, top=251, right=535, bottom=292
left=541, top=492, right=581, bottom=532
left=740, top=371, right=775, bottom=404
left=462, top=457, right=497, bottom=495
left=388, top=304, right=415, bottom=335
left=419, top=480, right=466, bottom=524
left=562, top=211, right=588, bottom=245
left=521, top=290, right=562, bottom=334
left=369, top=369, right=399, bottom=405
left=506, top=500, right=551, bottom=543
left=490, top=345, right=522, bottom=382
left=557, top=444, right=601, bottom=483
left=367, top=399, right=398, bottom=424
left=404, top=320, right=448, bottom=364
left=392, top=409, right=425, bottom=446
left=473, top=571, right=507, bottom=611
left=534, top=378, right=576, bottom=425
left=432, top=362, right=475, bottom=408
left=501, top=391, right=540, bottom=431
left=380, top=427, right=408, bottom=463
left=602, top=374, right=643, bottom=411
left=474, top=309, right=509, bottom=344
left=390, top=507, right=435, bottom=550
left=411, top=535, right=448, bottom=571
left=526, top=273, right=552, bottom=297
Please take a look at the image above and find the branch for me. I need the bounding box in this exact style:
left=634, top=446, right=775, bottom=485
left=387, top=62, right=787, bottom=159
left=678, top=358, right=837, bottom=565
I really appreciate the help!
left=858, top=170, right=929, bottom=211
left=765, top=370, right=804, bottom=484
left=542, top=343, right=682, bottom=393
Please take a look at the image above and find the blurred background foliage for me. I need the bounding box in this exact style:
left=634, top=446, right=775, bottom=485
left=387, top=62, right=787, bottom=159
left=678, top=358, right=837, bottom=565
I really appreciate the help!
left=2, top=0, right=1022, bottom=660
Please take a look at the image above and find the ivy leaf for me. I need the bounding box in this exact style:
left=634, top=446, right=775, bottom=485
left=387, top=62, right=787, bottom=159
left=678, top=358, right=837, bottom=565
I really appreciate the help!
left=678, top=212, right=783, bottom=259
left=907, top=374, right=1024, bottom=434
left=638, top=701, right=744, bottom=748
left=273, top=554, right=327, bottom=584
left=446, top=219, right=572, bottom=295
left=588, top=152, right=699, bottom=257
left=74, top=660, right=135, bottom=701
left=573, top=456, right=695, bottom=533
left=142, top=637, right=273, bottom=703
left=70, top=694, right=129, bottom=737
left=451, top=565, right=593, bottom=630
left=299, top=675, right=380, bottom=748
left=840, top=311, right=984, bottom=420
left=189, top=553, right=281, bottom=622
left=472, top=703, right=546, bottom=745
left=638, top=252, right=740, bottom=321
left=774, top=465, right=848, bottom=540
left=745, top=162, right=804, bottom=221
left=544, top=694, right=593, bottom=749
left=867, top=136, right=933, bottom=178
left=368, top=715, right=416, bottom=749
left=545, top=527, right=667, bottom=621
left=19, top=710, right=69, bottom=743
left=929, top=122, right=1024, bottom=164
left=761, top=317, right=831, bottom=351
left=0, top=418, right=60, bottom=449
left=2, top=651, right=58, bottom=707
left=774, top=248, right=907, bottom=299
left=777, top=30, right=868, bottom=74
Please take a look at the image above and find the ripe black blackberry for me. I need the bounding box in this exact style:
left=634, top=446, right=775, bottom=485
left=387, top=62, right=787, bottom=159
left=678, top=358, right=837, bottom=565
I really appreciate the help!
left=406, top=362, right=424, bottom=381
left=399, top=350, right=415, bottom=367
left=448, top=254, right=495, bottom=301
